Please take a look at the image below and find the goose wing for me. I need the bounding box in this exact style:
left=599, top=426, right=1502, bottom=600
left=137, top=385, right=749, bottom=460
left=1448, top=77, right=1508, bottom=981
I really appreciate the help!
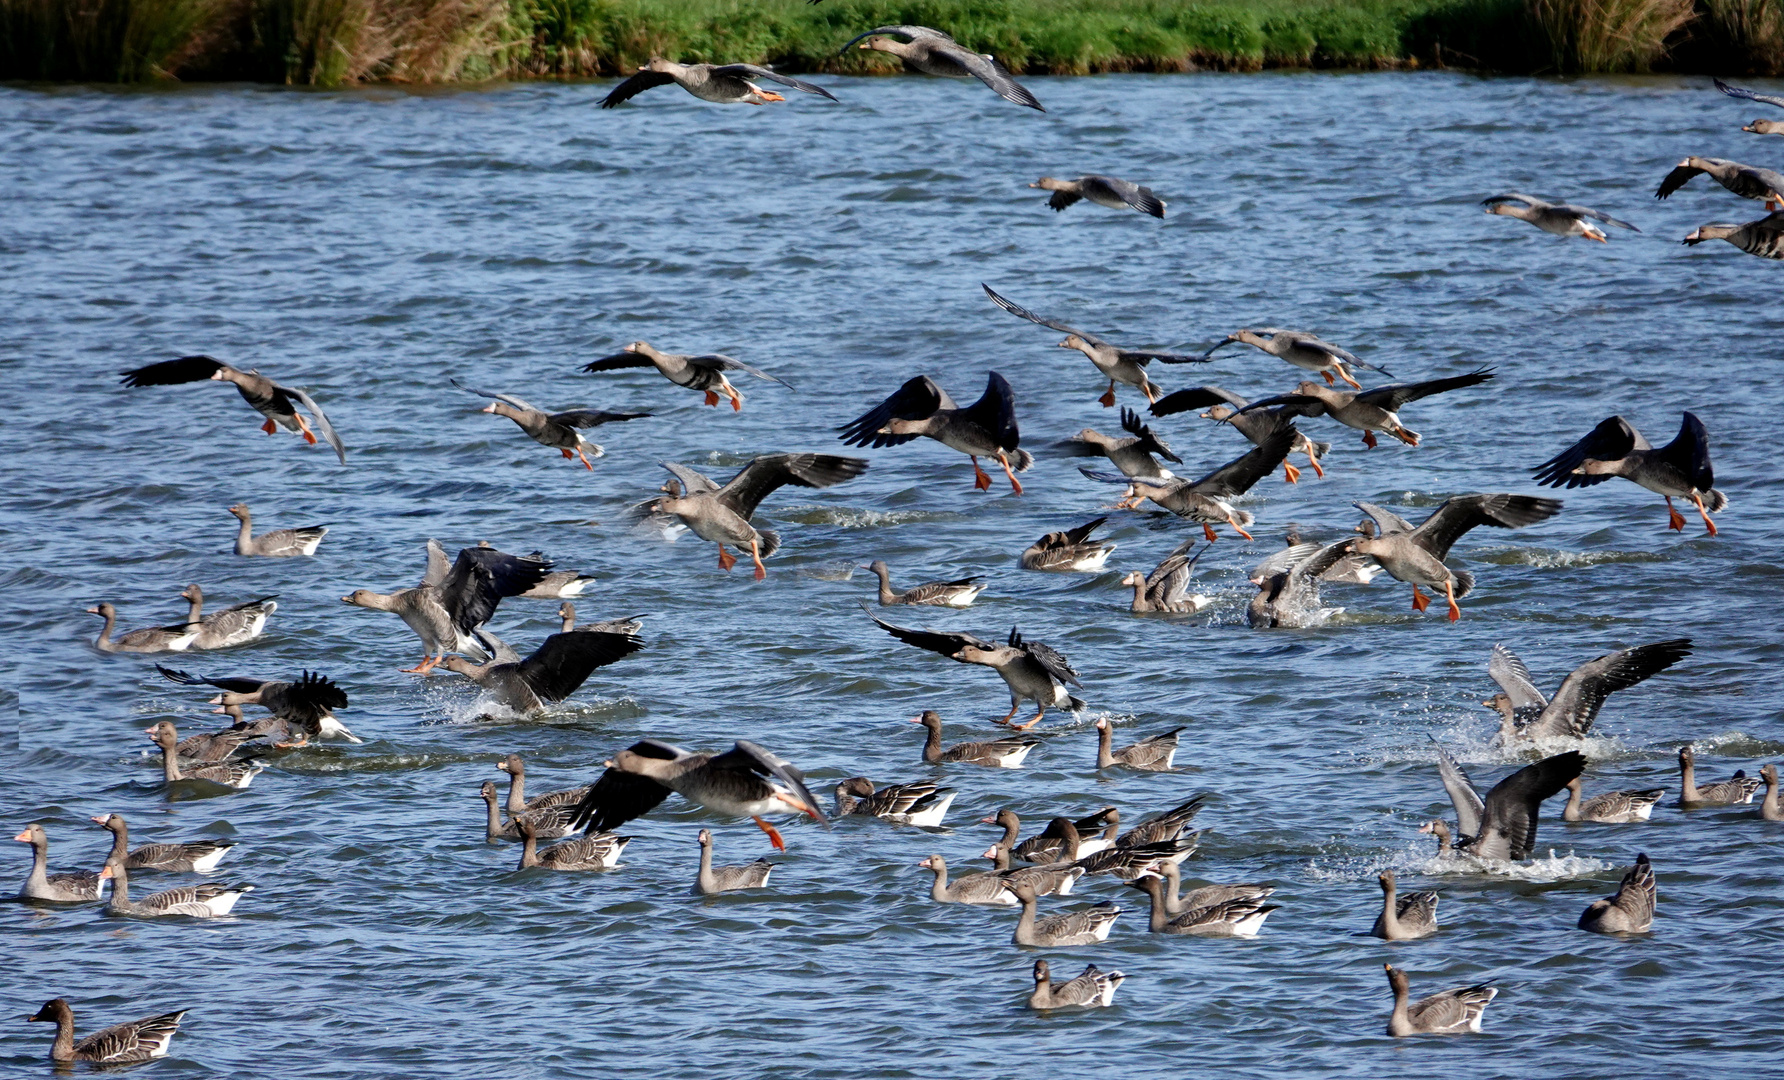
left=1656, top=160, right=1709, bottom=199
left=1532, top=638, right=1691, bottom=739
left=1487, top=644, right=1548, bottom=712
left=707, top=740, right=830, bottom=826
left=439, top=547, right=552, bottom=632
left=421, top=539, right=451, bottom=587
left=716, top=452, right=869, bottom=519
left=837, top=374, right=955, bottom=448
left=835, top=24, right=954, bottom=51
left=710, top=64, right=837, bottom=101
left=869, top=612, right=997, bottom=661
left=1354, top=368, right=1493, bottom=412
left=566, top=739, right=684, bottom=832
left=548, top=409, right=652, bottom=428
left=1232, top=393, right=1330, bottom=419
left=1354, top=501, right=1416, bottom=535
left=958, top=371, right=1022, bottom=452
left=685, top=353, right=793, bottom=388
left=661, top=461, right=721, bottom=494
left=1010, top=628, right=1080, bottom=687
left=1149, top=385, right=1250, bottom=417
left=981, top=283, right=1100, bottom=344
left=514, top=631, right=645, bottom=704
left=1433, top=743, right=1484, bottom=838
left=270, top=380, right=346, bottom=464
left=1716, top=77, right=1784, bottom=110
left=1554, top=203, right=1640, bottom=231
left=929, top=40, right=1043, bottom=111
left=581, top=350, right=658, bottom=372
left=450, top=378, right=538, bottom=412
left=1251, top=541, right=1323, bottom=584
left=119, top=355, right=226, bottom=387
left=1407, top=493, right=1563, bottom=560
left=1481, top=192, right=1547, bottom=211
left=1655, top=411, right=1714, bottom=492
left=156, top=665, right=267, bottom=695
left=600, top=70, right=676, bottom=108
left=1119, top=407, right=1180, bottom=462
left=1532, top=415, right=1643, bottom=489
left=1189, top=414, right=1296, bottom=495
left=78, top=1011, right=187, bottom=1062
left=1469, top=750, right=1585, bottom=861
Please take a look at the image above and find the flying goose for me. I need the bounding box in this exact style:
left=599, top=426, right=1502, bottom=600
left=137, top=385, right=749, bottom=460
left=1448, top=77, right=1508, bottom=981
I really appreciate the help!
left=1434, top=746, right=1584, bottom=860
left=119, top=355, right=345, bottom=463
left=1678, top=746, right=1761, bottom=806
left=582, top=340, right=790, bottom=411
left=1126, top=875, right=1279, bottom=937
left=833, top=778, right=956, bottom=827
left=1081, top=414, right=1298, bottom=541
left=480, top=781, right=578, bottom=842
left=496, top=754, right=592, bottom=814
left=1350, top=495, right=1564, bottom=621
left=1482, top=193, right=1638, bottom=241
left=228, top=503, right=326, bottom=557
left=452, top=379, right=649, bottom=469
left=1246, top=537, right=1359, bottom=629
left=1029, top=960, right=1124, bottom=1009
left=1121, top=540, right=1209, bottom=614
left=1030, top=175, right=1165, bottom=218
left=14, top=823, right=103, bottom=903
left=26, top=999, right=186, bottom=1065
left=1004, top=880, right=1121, bottom=946
left=1202, top=329, right=1389, bottom=389
left=1483, top=639, right=1692, bottom=742
left=1532, top=412, right=1726, bottom=535
left=862, top=560, right=984, bottom=607
left=1716, top=78, right=1784, bottom=134
left=1251, top=532, right=1379, bottom=586
left=695, top=829, right=773, bottom=894
left=85, top=603, right=197, bottom=655
left=600, top=59, right=836, bottom=108
left=873, top=615, right=1083, bottom=728
left=1560, top=779, right=1665, bottom=824
left=1383, top=964, right=1497, bottom=1036
left=1019, top=517, right=1117, bottom=572
left=1150, top=860, right=1274, bottom=916
left=343, top=544, right=550, bottom=672
left=982, top=284, right=1204, bottom=407
left=1656, top=156, right=1784, bottom=209
left=1235, top=369, right=1494, bottom=449
left=442, top=630, right=643, bottom=714
left=516, top=819, right=629, bottom=871
left=917, top=854, right=1020, bottom=905
left=1578, top=852, right=1656, bottom=933
left=1064, top=408, right=1182, bottom=479
left=101, top=858, right=253, bottom=918
left=1150, top=385, right=1328, bottom=482
left=911, top=710, right=1039, bottom=767
left=1371, top=870, right=1438, bottom=940
left=1764, top=764, right=1784, bottom=821
left=178, top=585, right=276, bottom=650
left=633, top=454, right=869, bottom=580
left=159, top=667, right=355, bottom=745
left=1682, top=209, right=1784, bottom=258
left=839, top=25, right=1042, bottom=110
left=838, top=372, right=1031, bottom=493
left=92, top=814, right=234, bottom=874
left=1095, top=718, right=1184, bottom=770
left=146, top=724, right=266, bottom=788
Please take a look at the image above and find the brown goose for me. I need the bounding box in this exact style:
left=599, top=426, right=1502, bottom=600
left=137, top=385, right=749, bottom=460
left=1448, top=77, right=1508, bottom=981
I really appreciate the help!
left=1579, top=853, right=1655, bottom=933
left=1113, top=795, right=1209, bottom=850
left=695, top=829, right=773, bottom=894
left=86, top=603, right=197, bottom=655
left=1351, top=495, right=1563, bottom=621
left=979, top=816, right=1085, bottom=896
left=1082, top=415, right=1298, bottom=542
left=1656, top=156, right=1784, bottom=209
left=1066, top=408, right=1183, bottom=478
left=839, top=25, right=1042, bottom=111
left=556, top=603, right=646, bottom=635
left=1716, top=78, right=1784, bottom=134
left=838, top=372, right=1031, bottom=494
left=874, top=617, right=1083, bottom=728
left=1004, top=880, right=1121, bottom=946
left=228, top=503, right=326, bottom=557
left=1533, top=413, right=1726, bottom=535
left=1384, top=964, right=1497, bottom=1036
left=146, top=723, right=266, bottom=789
left=1434, top=747, right=1584, bottom=861
left=1009, top=811, right=1118, bottom=862
left=158, top=667, right=355, bottom=745
left=480, top=781, right=578, bottom=842
left=1019, top=517, right=1116, bottom=572
left=833, top=778, right=956, bottom=827
left=441, top=630, right=644, bottom=714
left=1202, top=329, right=1390, bottom=389
left=119, top=355, right=345, bottom=463
left=862, top=560, right=984, bottom=608
left=1094, top=718, right=1184, bottom=771
left=101, top=857, right=253, bottom=917
left=1371, top=870, right=1438, bottom=940
left=26, top=999, right=186, bottom=1065
left=452, top=379, right=649, bottom=469
left=1683, top=209, right=1784, bottom=258
left=1030, top=175, right=1165, bottom=218
left=601, top=59, right=836, bottom=109
left=1483, top=639, right=1692, bottom=743
left=917, top=853, right=1019, bottom=905
left=1028, top=960, right=1124, bottom=1009
left=1126, top=874, right=1279, bottom=937
left=911, top=710, right=1038, bottom=767
left=581, top=340, right=791, bottom=411
left=342, top=544, right=550, bottom=672
left=1764, top=764, right=1784, bottom=821
left=1151, top=860, right=1273, bottom=916
left=91, top=813, right=235, bottom=873
left=15, top=823, right=103, bottom=902
left=1482, top=193, right=1638, bottom=241
left=1150, top=386, right=1328, bottom=483
left=1234, top=369, right=1494, bottom=450
left=179, top=585, right=276, bottom=650
left=1678, top=746, right=1761, bottom=806
left=496, top=754, right=591, bottom=814
left=982, top=284, right=1204, bottom=406
left=516, top=819, right=629, bottom=871
left=1120, top=540, right=1208, bottom=615
left=1560, top=779, right=1665, bottom=824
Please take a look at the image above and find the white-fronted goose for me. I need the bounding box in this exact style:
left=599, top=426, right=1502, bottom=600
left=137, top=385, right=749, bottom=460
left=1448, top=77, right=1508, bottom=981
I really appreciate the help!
left=1082, top=415, right=1298, bottom=542
left=834, top=778, right=956, bottom=827
left=982, top=285, right=1204, bottom=406
left=1077, top=833, right=1201, bottom=881
left=1484, top=639, right=1692, bottom=742
left=452, top=379, right=648, bottom=469
left=980, top=815, right=1085, bottom=895
left=442, top=630, right=643, bottom=714
left=1682, top=209, right=1784, bottom=258
left=601, top=58, right=836, bottom=108
left=343, top=543, right=550, bottom=672
left=86, top=603, right=197, bottom=655
left=1533, top=413, right=1726, bottom=535
left=1009, top=811, right=1116, bottom=862
left=101, top=857, right=252, bottom=917
left=1116, top=794, right=1208, bottom=848
left=1095, top=718, right=1184, bottom=770
left=840, top=25, right=1042, bottom=110
left=26, top=999, right=185, bottom=1065
left=1561, top=779, right=1665, bottom=823
left=1351, top=495, right=1563, bottom=621
left=874, top=616, right=1082, bottom=728
left=1482, top=193, right=1638, bottom=241
left=1151, top=386, right=1328, bottom=483
left=1434, top=747, right=1584, bottom=860
left=179, top=585, right=276, bottom=650
left=480, top=781, right=577, bottom=842
left=1065, top=408, right=1183, bottom=479
left=838, top=372, right=1031, bottom=494
left=633, top=454, right=869, bottom=580
left=556, top=603, right=645, bottom=635
left=1247, top=538, right=1359, bottom=629
left=1716, top=78, right=1784, bottom=134
left=566, top=739, right=827, bottom=851
left=1384, top=964, right=1497, bottom=1036
left=1203, top=329, right=1390, bottom=389
left=516, top=819, right=629, bottom=870
left=154, top=716, right=256, bottom=764
left=695, top=829, right=773, bottom=894
left=1005, top=880, right=1121, bottom=946
left=1764, top=764, right=1784, bottom=821
left=1019, top=517, right=1116, bottom=572
left=863, top=560, right=984, bottom=607
left=918, top=854, right=1018, bottom=905
left=520, top=571, right=596, bottom=599
left=1678, top=746, right=1761, bottom=806
left=146, top=723, right=266, bottom=788
left=1657, top=156, right=1784, bottom=208
left=1418, top=818, right=1455, bottom=856
left=1236, top=369, right=1493, bottom=449
left=92, top=813, right=234, bottom=873
left=1372, top=870, right=1438, bottom=940
left=1122, top=554, right=1209, bottom=615
left=1030, top=175, right=1165, bottom=217
left=582, top=340, right=791, bottom=410
left=1152, top=860, right=1273, bottom=916
left=912, top=711, right=1038, bottom=767
left=1126, top=875, right=1278, bottom=936
left=1579, top=852, right=1655, bottom=933
left=228, top=503, right=326, bottom=557
left=120, top=355, right=345, bottom=463
left=159, top=667, right=355, bottom=745
left=14, top=823, right=103, bottom=902
left=496, top=754, right=591, bottom=814
left=1029, top=960, right=1124, bottom=1009
left=1251, top=533, right=1377, bottom=587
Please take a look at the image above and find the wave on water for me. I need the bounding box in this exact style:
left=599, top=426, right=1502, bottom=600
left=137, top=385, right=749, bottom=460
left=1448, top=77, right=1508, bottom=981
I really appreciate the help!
left=1309, top=842, right=1612, bottom=883
left=1478, top=546, right=1667, bottom=568
left=775, top=505, right=968, bottom=529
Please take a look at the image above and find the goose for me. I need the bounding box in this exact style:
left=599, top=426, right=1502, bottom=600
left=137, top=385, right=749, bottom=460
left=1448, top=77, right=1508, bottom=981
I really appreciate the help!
left=150, top=716, right=258, bottom=764
left=26, top=999, right=185, bottom=1065
left=838, top=372, right=1031, bottom=494
left=1247, top=538, right=1359, bottom=629
left=1482, top=193, right=1639, bottom=241
left=1095, top=718, right=1184, bottom=771
left=1532, top=413, right=1726, bottom=535
left=582, top=340, right=791, bottom=411
left=632, top=454, right=869, bottom=580
left=1202, top=329, right=1390, bottom=389
left=1350, top=495, right=1564, bottom=621
left=1418, top=819, right=1456, bottom=856
left=1434, top=746, right=1584, bottom=860
left=1384, top=964, right=1497, bottom=1036
left=1682, top=209, right=1784, bottom=258
left=1117, top=795, right=1210, bottom=849
left=1076, top=832, right=1201, bottom=881
left=862, top=560, right=984, bottom=607
left=1030, top=175, right=1165, bottom=218
left=1065, top=408, right=1183, bottom=479
left=695, top=829, right=773, bottom=894
left=1483, top=639, right=1692, bottom=742
left=1081, top=415, right=1298, bottom=542
left=1715, top=78, right=1784, bottom=134
left=86, top=603, right=197, bottom=655
left=1029, top=960, right=1124, bottom=1010
left=565, top=739, right=827, bottom=851
left=1560, top=779, right=1665, bottom=824
left=979, top=817, right=1085, bottom=896
left=1126, top=875, right=1278, bottom=936
left=1010, top=811, right=1118, bottom=862
left=1150, top=386, right=1329, bottom=483
left=178, top=585, right=276, bottom=649
left=228, top=503, right=326, bottom=557
left=1579, top=853, right=1656, bottom=933
left=342, top=544, right=551, bottom=672
left=480, top=781, right=578, bottom=842
left=1234, top=368, right=1494, bottom=449
left=1678, top=746, right=1761, bottom=806
left=516, top=819, right=629, bottom=871
left=1250, top=533, right=1377, bottom=586
left=119, top=355, right=345, bottom=463
left=442, top=629, right=644, bottom=714
left=1121, top=539, right=1209, bottom=614
left=839, top=25, right=1042, bottom=110
left=1372, top=870, right=1438, bottom=940
left=1764, top=764, right=1784, bottom=821
left=14, top=823, right=103, bottom=902
left=1005, top=880, right=1121, bottom=946
left=91, top=814, right=235, bottom=873
left=912, top=710, right=1039, bottom=767
left=918, top=854, right=1020, bottom=905
left=1019, top=517, right=1117, bottom=572
left=872, top=615, right=1083, bottom=728
left=555, top=603, right=646, bottom=635
left=600, top=58, right=836, bottom=108
left=518, top=569, right=597, bottom=599
left=451, top=379, right=648, bottom=469
left=146, top=723, right=266, bottom=788
left=496, top=754, right=592, bottom=814
left=159, top=667, right=356, bottom=745
left=982, top=284, right=1204, bottom=406
left=833, top=778, right=956, bottom=827
left=1656, top=156, right=1784, bottom=209
left=101, top=857, right=252, bottom=917
left=1151, top=860, right=1274, bottom=916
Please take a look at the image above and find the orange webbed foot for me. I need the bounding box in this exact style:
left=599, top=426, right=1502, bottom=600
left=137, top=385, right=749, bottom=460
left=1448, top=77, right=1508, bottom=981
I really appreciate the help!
left=1320, top=370, right=1335, bottom=385
left=1282, top=462, right=1301, bottom=484
left=1667, top=508, right=1686, bottom=532
left=1201, top=523, right=1219, bottom=542
left=1447, top=601, right=1462, bottom=622
left=1362, top=430, right=1378, bottom=449
left=1309, top=456, right=1325, bottom=478
left=1098, top=387, right=1116, bottom=408
left=261, top=418, right=278, bottom=435
left=1410, top=587, right=1430, bottom=613
left=730, top=396, right=742, bottom=413
left=704, top=390, right=720, bottom=407
left=717, top=548, right=737, bottom=571
left=754, top=817, right=787, bottom=851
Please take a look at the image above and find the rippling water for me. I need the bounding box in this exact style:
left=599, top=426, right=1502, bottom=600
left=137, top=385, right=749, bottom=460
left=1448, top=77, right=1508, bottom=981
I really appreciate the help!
left=5, top=72, right=1784, bottom=1077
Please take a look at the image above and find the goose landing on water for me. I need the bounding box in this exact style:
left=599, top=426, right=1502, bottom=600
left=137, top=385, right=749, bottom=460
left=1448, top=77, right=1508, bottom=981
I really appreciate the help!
left=1533, top=413, right=1726, bottom=536
left=1349, top=495, right=1564, bottom=621
left=1082, top=415, right=1299, bottom=542
left=983, top=285, right=1205, bottom=407
left=582, top=340, right=791, bottom=411
left=1483, top=638, right=1691, bottom=742
left=871, top=615, right=1083, bottom=729
left=1201, top=329, right=1390, bottom=390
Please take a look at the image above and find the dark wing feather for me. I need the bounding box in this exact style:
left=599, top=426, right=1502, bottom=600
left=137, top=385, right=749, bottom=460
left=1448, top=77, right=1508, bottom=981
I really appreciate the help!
left=1473, top=750, right=1585, bottom=860
left=567, top=761, right=674, bottom=833
left=837, top=375, right=952, bottom=448
left=581, top=351, right=657, bottom=372
left=281, top=671, right=348, bottom=720
left=1536, top=639, right=1691, bottom=738
left=954, top=49, right=1044, bottom=111
left=515, top=631, right=645, bottom=703
left=1060, top=517, right=1108, bottom=546
left=440, top=548, right=552, bottom=632
left=1355, top=368, right=1494, bottom=412
left=1119, top=407, right=1179, bottom=462
left=869, top=611, right=996, bottom=661
left=548, top=409, right=652, bottom=428
left=119, top=355, right=225, bottom=387
left=1656, top=411, right=1714, bottom=492
left=709, top=64, right=838, bottom=101
left=600, top=70, right=676, bottom=108
left=1016, top=633, right=1081, bottom=687
left=1532, top=416, right=1641, bottom=488
left=687, top=354, right=793, bottom=388
left=1655, top=161, right=1704, bottom=199
left=709, top=740, right=831, bottom=826
left=1048, top=189, right=1083, bottom=211
left=1149, top=386, right=1249, bottom=417
left=717, top=453, right=869, bottom=519
left=1717, top=77, right=1784, bottom=110
left=1190, top=415, right=1297, bottom=495
left=1233, top=393, right=1328, bottom=419
left=957, top=371, right=1020, bottom=452
left=156, top=665, right=266, bottom=694
left=1410, top=494, right=1563, bottom=560
left=1121, top=349, right=1208, bottom=364
left=835, top=25, right=945, bottom=53
left=981, top=283, right=1098, bottom=343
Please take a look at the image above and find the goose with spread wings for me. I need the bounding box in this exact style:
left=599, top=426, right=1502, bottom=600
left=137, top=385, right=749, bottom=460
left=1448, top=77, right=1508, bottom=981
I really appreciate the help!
left=1657, top=156, right=1784, bottom=210
left=1350, top=495, right=1563, bottom=621
left=1079, top=414, right=1298, bottom=541
left=451, top=379, right=648, bottom=469
left=566, top=739, right=828, bottom=851
left=983, top=284, right=1205, bottom=407
left=600, top=58, right=837, bottom=108
left=870, top=612, right=1083, bottom=729
left=1246, top=537, right=1360, bottom=629
left=1063, top=407, right=1182, bottom=479
left=1122, top=538, right=1210, bottom=614
left=1150, top=385, right=1329, bottom=483
left=1483, top=638, right=1692, bottom=743
left=1481, top=193, right=1639, bottom=242
left=119, top=355, right=345, bottom=464
left=581, top=340, right=790, bottom=412
left=342, top=544, right=550, bottom=672
left=159, top=666, right=356, bottom=744
left=442, top=630, right=644, bottom=714
left=838, top=372, right=1032, bottom=494
left=1532, top=412, right=1726, bottom=535
left=839, top=25, right=1043, bottom=111
left=1434, top=746, right=1584, bottom=861
left=1202, top=329, right=1389, bottom=390
left=1715, top=78, right=1784, bottom=135
left=1030, top=175, right=1167, bottom=218
left=1234, top=369, right=1494, bottom=449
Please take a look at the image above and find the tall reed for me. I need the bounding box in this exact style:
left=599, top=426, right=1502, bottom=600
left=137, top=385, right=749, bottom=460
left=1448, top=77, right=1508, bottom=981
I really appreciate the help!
left=0, top=0, right=226, bottom=79
left=1525, top=0, right=1693, bottom=71
left=1699, top=0, right=1784, bottom=74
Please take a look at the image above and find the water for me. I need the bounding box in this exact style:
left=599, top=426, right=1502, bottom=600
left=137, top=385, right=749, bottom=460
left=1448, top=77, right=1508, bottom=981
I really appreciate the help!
left=4, top=71, right=1783, bottom=1078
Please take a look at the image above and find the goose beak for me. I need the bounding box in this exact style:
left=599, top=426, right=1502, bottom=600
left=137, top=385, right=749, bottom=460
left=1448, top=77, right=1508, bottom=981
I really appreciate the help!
left=90, top=815, right=108, bottom=825
left=12, top=831, right=30, bottom=842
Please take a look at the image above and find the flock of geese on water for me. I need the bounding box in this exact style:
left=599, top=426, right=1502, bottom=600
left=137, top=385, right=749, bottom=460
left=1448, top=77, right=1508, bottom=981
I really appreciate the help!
left=18, top=45, right=1784, bottom=1064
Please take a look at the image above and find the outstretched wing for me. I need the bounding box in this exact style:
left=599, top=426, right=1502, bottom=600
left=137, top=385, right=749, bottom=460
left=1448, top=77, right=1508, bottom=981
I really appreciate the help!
left=273, top=380, right=346, bottom=465
left=661, top=461, right=721, bottom=495
left=1149, top=385, right=1250, bottom=417
left=1353, top=501, right=1416, bottom=535
left=1535, top=638, right=1691, bottom=738
left=440, top=548, right=552, bottom=632
left=1473, top=750, right=1584, bottom=860
left=1012, top=628, right=1081, bottom=687
left=836, top=25, right=953, bottom=52
left=1717, top=77, right=1784, bottom=110
left=710, top=740, right=831, bottom=826
left=515, top=631, right=645, bottom=703
left=1409, top=494, right=1563, bottom=560
left=284, top=670, right=348, bottom=720
left=450, top=378, right=537, bottom=412
left=1119, top=407, right=1180, bottom=462
left=600, top=70, right=676, bottom=109
left=565, top=740, right=681, bottom=832
left=1655, top=411, right=1714, bottom=492
left=710, top=64, right=838, bottom=101
left=717, top=453, right=869, bottom=519
left=837, top=375, right=954, bottom=448
left=957, top=371, right=1021, bottom=452
left=1233, top=393, right=1329, bottom=419
left=868, top=611, right=995, bottom=661
left=156, top=665, right=266, bottom=695
left=1481, top=192, right=1546, bottom=211
left=1432, top=742, right=1484, bottom=838
left=1553, top=203, right=1640, bottom=232
left=119, top=355, right=226, bottom=387
left=1532, top=415, right=1643, bottom=489
left=549, top=409, right=652, bottom=428
left=1191, top=415, right=1296, bottom=496
left=581, top=351, right=657, bottom=372
left=1355, top=368, right=1493, bottom=412
left=1656, top=161, right=1707, bottom=200
left=981, top=283, right=1099, bottom=344
left=687, top=353, right=792, bottom=388
left=1488, top=644, right=1549, bottom=712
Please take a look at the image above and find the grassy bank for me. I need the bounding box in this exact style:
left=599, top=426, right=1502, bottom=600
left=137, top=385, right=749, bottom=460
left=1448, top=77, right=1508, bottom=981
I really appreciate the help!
left=1, top=0, right=1778, bottom=87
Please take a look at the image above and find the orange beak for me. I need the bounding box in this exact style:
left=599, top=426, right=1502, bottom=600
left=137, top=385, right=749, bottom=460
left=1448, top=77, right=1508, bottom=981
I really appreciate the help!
left=13, top=831, right=30, bottom=842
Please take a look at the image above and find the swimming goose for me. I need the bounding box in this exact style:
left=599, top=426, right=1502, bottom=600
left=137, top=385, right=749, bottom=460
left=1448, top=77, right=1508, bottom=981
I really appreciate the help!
left=91, top=814, right=235, bottom=873
left=1657, top=156, right=1784, bottom=209
left=153, top=716, right=257, bottom=764
left=1065, top=407, right=1183, bottom=479
left=101, top=858, right=253, bottom=917
left=228, top=503, right=326, bottom=557
left=343, top=544, right=551, bottom=672
left=86, top=603, right=198, bottom=654
left=1150, top=386, right=1328, bottom=482
left=179, top=585, right=276, bottom=649
left=146, top=724, right=266, bottom=788
left=1678, top=746, right=1761, bottom=806
left=1029, top=960, right=1124, bottom=1009
left=1482, top=193, right=1639, bottom=241
left=918, top=854, right=1019, bottom=905
left=1095, top=718, right=1184, bottom=770
left=1005, top=880, right=1121, bottom=946
left=633, top=454, right=869, bottom=580
left=1716, top=78, right=1784, bottom=134
left=982, top=285, right=1204, bottom=406
left=451, top=379, right=648, bottom=469
left=838, top=372, right=1031, bottom=494
left=833, top=778, right=956, bottom=827
left=1202, top=329, right=1390, bottom=389
left=1764, top=764, right=1784, bottom=821
left=442, top=630, right=643, bottom=714
left=1122, top=539, right=1209, bottom=615
left=912, top=711, right=1039, bottom=767
left=566, top=739, right=827, bottom=851
left=1126, top=875, right=1278, bottom=936
left=1533, top=412, right=1726, bottom=535
left=1235, top=369, right=1494, bottom=449
left=1579, top=853, right=1655, bottom=933
left=1152, top=860, right=1274, bottom=916
left=480, top=781, right=578, bottom=841
left=862, top=560, right=984, bottom=607
left=1030, top=175, right=1165, bottom=218
left=1117, top=794, right=1209, bottom=848
left=1247, top=538, right=1360, bottom=629
left=1560, top=779, right=1665, bottom=824
left=1019, top=517, right=1117, bottom=572
left=1009, top=812, right=1117, bottom=862
left=582, top=340, right=791, bottom=411
left=119, top=355, right=345, bottom=463
left=14, top=824, right=103, bottom=902
left=1078, top=833, right=1201, bottom=881
left=1082, top=415, right=1298, bottom=541
left=516, top=819, right=629, bottom=870
left=1483, top=639, right=1692, bottom=742
left=1682, top=209, right=1784, bottom=258
left=600, top=58, right=836, bottom=108
left=873, top=615, right=1083, bottom=728
left=159, top=667, right=355, bottom=745
left=695, top=829, right=773, bottom=894
left=1372, top=870, right=1439, bottom=940
left=496, top=754, right=592, bottom=814
left=1350, top=494, right=1564, bottom=621
left=26, top=999, right=186, bottom=1065
left=556, top=603, right=646, bottom=635
left=839, top=25, right=1042, bottom=110
left=1384, top=964, right=1497, bottom=1036
left=980, top=817, right=1085, bottom=895
left=1434, top=746, right=1584, bottom=860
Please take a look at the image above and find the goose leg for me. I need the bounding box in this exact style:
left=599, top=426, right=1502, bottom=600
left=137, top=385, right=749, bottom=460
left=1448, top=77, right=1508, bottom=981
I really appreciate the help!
left=1362, top=430, right=1378, bottom=449
left=716, top=544, right=737, bottom=572
left=1202, top=523, right=1219, bottom=542
left=970, top=456, right=993, bottom=491
left=1690, top=492, right=1719, bottom=536
left=703, top=390, right=721, bottom=407
left=1282, top=461, right=1301, bottom=484
left=726, top=387, right=743, bottom=413
left=1007, top=706, right=1045, bottom=731
left=1307, top=451, right=1325, bottom=478
left=1099, top=382, right=1117, bottom=408
left=561, top=448, right=574, bottom=459
left=1665, top=497, right=1686, bottom=532
left=992, top=700, right=1022, bottom=726
left=1410, top=585, right=1430, bottom=613
left=1225, top=512, right=1254, bottom=541
left=756, top=90, right=786, bottom=103
left=997, top=452, right=1024, bottom=495
left=261, top=417, right=278, bottom=435
left=576, top=446, right=595, bottom=470
left=749, top=537, right=767, bottom=581
left=1142, top=382, right=1159, bottom=403
left=1391, top=426, right=1419, bottom=447
left=1336, top=367, right=1363, bottom=390
left=294, top=412, right=318, bottom=446
left=1320, top=369, right=1336, bottom=385
left=752, top=816, right=788, bottom=852
left=1444, top=579, right=1462, bottom=622
left=401, top=654, right=440, bottom=674
left=774, top=791, right=822, bottom=819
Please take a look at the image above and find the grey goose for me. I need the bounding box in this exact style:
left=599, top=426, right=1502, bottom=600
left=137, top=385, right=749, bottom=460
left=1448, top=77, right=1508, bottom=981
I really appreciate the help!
left=452, top=378, right=648, bottom=469
left=872, top=615, right=1082, bottom=728
left=1678, top=746, right=1761, bottom=806
left=178, top=584, right=276, bottom=649
left=1030, top=175, right=1166, bottom=218
left=582, top=340, right=791, bottom=411
left=911, top=711, right=1039, bottom=767
left=1095, top=718, right=1184, bottom=771
left=1482, top=193, right=1638, bottom=241
left=92, top=813, right=235, bottom=873
left=1202, top=328, right=1390, bottom=389
left=1150, top=385, right=1329, bottom=483
left=1126, top=874, right=1279, bottom=937
left=982, top=284, right=1204, bottom=407
left=1483, top=639, right=1691, bottom=743
left=516, top=819, right=629, bottom=871
left=120, top=355, right=345, bottom=464
left=1434, top=746, right=1585, bottom=861
left=838, top=372, right=1031, bottom=494
left=600, top=59, right=836, bottom=108
left=15, top=823, right=104, bottom=903
left=1350, top=495, right=1563, bottom=621
left=1028, top=960, right=1124, bottom=1009
left=86, top=602, right=197, bottom=655
left=159, top=666, right=356, bottom=744
left=442, top=629, right=643, bottom=714
left=695, top=829, right=773, bottom=894
left=343, top=543, right=550, bottom=672
left=1560, top=779, right=1665, bottom=824
left=1384, top=964, right=1497, bottom=1036
left=1003, top=880, right=1121, bottom=946
left=1579, top=853, right=1655, bottom=933
left=27, top=999, right=186, bottom=1065
left=1081, top=414, right=1299, bottom=542
left=1019, top=517, right=1116, bottom=572
left=1533, top=413, right=1726, bottom=535
left=101, top=858, right=253, bottom=918
left=862, top=560, right=984, bottom=608
left=1234, top=368, right=1493, bottom=450
left=1371, top=870, right=1438, bottom=940
left=228, top=503, right=326, bottom=557
left=839, top=25, right=1042, bottom=111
